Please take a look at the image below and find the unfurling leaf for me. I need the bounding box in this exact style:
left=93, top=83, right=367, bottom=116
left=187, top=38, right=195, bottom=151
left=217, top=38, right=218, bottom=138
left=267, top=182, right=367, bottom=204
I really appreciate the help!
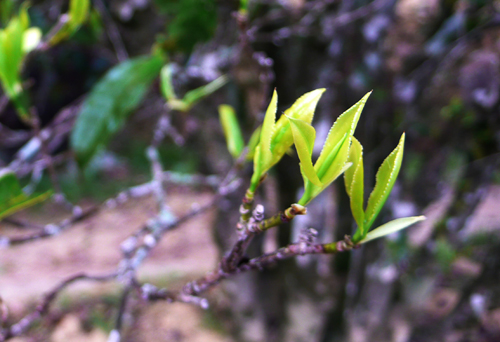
left=71, top=55, right=163, bottom=168
left=219, top=105, right=245, bottom=158
left=364, top=133, right=405, bottom=231
left=271, top=89, right=325, bottom=162
left=315, top=91, right=371, bottom=183
left=250, top=89, right=325, bottom=192
left=345, top=137, right=365, bottom=242
left=250, top=89, right=277, bottom=191
left=287, top=116, right=321, bottom=186
left=298, top=92, right=371, bottom=205
left=0, top=170, right=52, bottom=220
left=360, top=216, right=426, bottom=244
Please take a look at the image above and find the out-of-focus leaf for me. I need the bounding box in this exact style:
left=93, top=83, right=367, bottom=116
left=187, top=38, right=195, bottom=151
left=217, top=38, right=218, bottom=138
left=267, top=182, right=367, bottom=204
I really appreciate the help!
left=23, top=27, right=41, bottom=53
left=0, top=7, right=31, bottom=120
left=287, top=116, right=321, bottom=186
left=345, top=137, right=365, bottom=242
left=0, top=0, right=15, bottom=26
left=160, top=64, right=177, bottom=101
left=0, top=170, right=52, bottom=220
left=246, top=126, right=261, bottom=161
left=219, top=104, right=244, bottom=159
left=360, top=216, right=425, bottom=244
left=154, top=0, right=217, bottom=53
left=68, top=0, right=90, bottom=32
left=182, top=75, right=228, bottom=109
left=365, top=133, right=405, bottom=230
left=71, top=55, right=163, bottom=168
left=49, top=0, right=90, bottom=46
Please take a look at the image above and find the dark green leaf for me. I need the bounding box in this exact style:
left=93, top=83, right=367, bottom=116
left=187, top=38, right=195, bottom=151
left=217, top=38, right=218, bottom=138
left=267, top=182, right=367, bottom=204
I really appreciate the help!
left=71, top=55, right=163, bottom=168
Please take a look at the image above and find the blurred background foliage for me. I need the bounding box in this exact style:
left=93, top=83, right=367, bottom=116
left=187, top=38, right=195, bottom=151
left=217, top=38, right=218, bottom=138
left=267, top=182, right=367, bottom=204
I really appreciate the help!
left=1, top=0, right=500, bottom=341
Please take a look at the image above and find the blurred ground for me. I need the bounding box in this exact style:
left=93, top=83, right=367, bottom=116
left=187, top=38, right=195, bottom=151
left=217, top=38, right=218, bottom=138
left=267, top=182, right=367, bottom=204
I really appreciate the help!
left=0, top=189, right=235, bottom=341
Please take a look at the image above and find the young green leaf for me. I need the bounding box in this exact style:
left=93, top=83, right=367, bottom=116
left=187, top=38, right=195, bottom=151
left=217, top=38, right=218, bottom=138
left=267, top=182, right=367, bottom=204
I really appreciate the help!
left=315, top=91, right=371, bottom=182
left=345, top=137, right=365, bottom=242
left=182, top=75, right=228, bottom=110
left=160, top=64, right=177, bottom=101
left=297, top=92, right=371, bottom=205
left=258, top=89, right=278, bottom=170
left=360, top=216, right=426, bottom=244
left=271, top=89, right=325, bottom=161
left=71, top=55, right=163, bottom=168
left=250, top=89, right=277, bottom=191
left=287, top=116, right=322, bottom=186
left=218, top=104, right=245, bottom=158
left=364, top=133, right=405, bottom=231
left=0, top=170, right=52, bottom=220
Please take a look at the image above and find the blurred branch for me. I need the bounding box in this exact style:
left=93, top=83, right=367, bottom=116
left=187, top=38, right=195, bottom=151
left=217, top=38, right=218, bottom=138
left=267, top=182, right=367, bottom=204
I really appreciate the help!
left=94, top=0, right=129, bottom=62
left=0, top=272, right=117, bottom=341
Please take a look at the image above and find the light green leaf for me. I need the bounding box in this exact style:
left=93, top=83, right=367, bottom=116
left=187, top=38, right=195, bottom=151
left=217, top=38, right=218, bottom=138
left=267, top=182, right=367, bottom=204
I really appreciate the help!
left=287, top=116, right=321, bottom=186
left=365, top=133, right=406, bottom=230
left=0, top=170, right=52, bottom=220
left=219, top=105, right=245, bottom=158
left=345, top=137, right=365, bottom=242
left=360, top=216, right=426, bottom=244
left=182, top=75, right=228, bottom=110
left=298, top=133, right=349, bottom=206
left=71, top=55, right=163, bottom=168
left=160, top=64, right=177, bottom=101
left=315, top=92, right=371, bottom=181
left=271, top=89, right=325, bottom=162
left=259, top=89, right=278, bottom=170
